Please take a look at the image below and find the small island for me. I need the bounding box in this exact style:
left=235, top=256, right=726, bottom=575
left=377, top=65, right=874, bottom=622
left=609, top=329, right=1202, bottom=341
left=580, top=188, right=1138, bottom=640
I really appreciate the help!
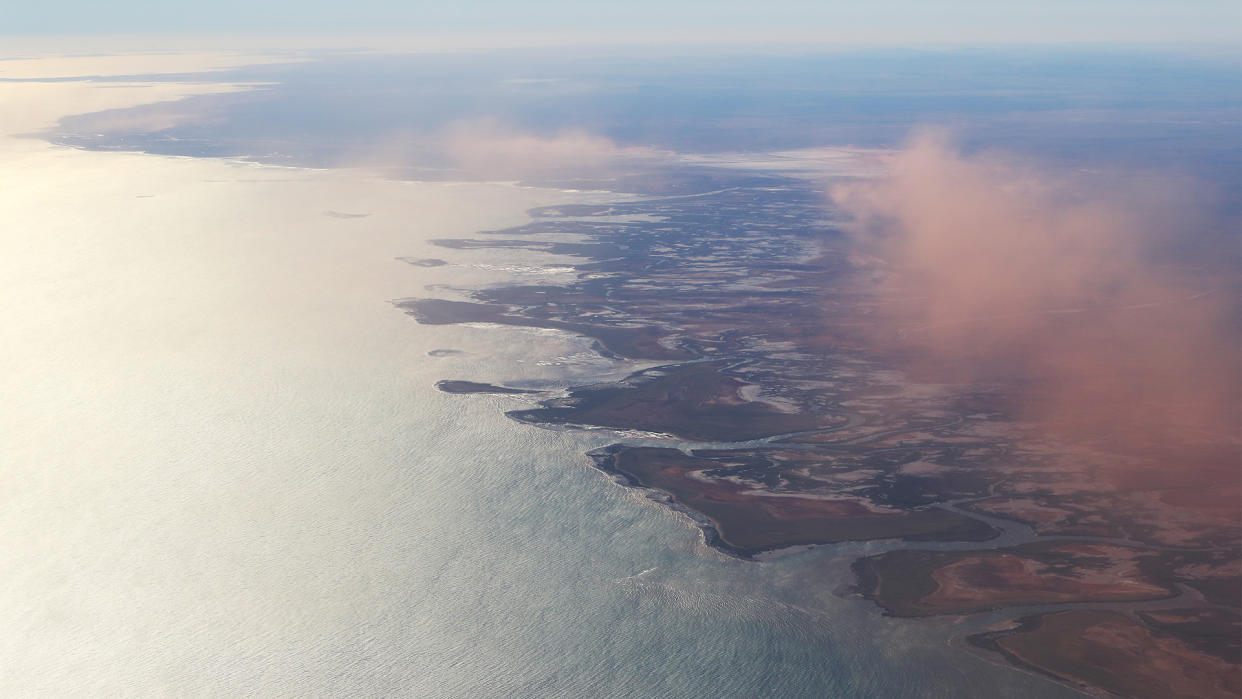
left=435, top=380, right=539, bottom=395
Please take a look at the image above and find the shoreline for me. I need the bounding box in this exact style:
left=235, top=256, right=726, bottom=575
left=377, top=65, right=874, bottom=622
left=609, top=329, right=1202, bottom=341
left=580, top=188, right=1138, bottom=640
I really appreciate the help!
left=24, top=51, right=1238, bottom=699
left=403, top=166, right=1240, bottom=699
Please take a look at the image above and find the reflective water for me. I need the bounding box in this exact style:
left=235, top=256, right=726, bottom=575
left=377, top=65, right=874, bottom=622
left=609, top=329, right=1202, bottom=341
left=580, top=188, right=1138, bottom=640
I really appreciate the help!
left=0, top=134, right=1087, bottom=696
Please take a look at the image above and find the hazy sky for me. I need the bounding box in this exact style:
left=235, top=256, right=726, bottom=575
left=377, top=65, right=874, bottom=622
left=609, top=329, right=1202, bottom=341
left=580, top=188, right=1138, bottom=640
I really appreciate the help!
left=4, top=0, right=1240, bottom=46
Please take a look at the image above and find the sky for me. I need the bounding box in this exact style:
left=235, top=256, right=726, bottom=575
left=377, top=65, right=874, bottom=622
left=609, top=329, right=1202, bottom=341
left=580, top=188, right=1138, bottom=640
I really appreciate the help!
left=3, top=0, right=1240, bottom=47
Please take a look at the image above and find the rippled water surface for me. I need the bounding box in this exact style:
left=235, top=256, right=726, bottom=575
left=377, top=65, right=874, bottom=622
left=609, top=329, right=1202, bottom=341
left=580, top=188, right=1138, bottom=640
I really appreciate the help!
left=0, top=132, right=1093, bottom=696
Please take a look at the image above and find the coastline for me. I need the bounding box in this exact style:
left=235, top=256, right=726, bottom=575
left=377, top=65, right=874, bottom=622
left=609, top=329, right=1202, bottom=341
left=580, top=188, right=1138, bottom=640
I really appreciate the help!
left=10, top=48, right=1235, bottom=699
left=401, top=161, right=1240, bottom=698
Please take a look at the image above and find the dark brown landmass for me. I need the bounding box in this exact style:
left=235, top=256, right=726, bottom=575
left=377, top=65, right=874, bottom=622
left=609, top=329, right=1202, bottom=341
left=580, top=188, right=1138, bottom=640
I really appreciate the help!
left=399, top=166, right=1241, bottom=698
left=969, top=610, right=1242, bottom=699
left=399, top=257, right=448, bottom=267
left=853, top=542, right=1177, bottom=617
left=510, top=362, right=843, bottom=441
left=435, top=380, right=539, bottom=395
left=402, top=298, right=692, bottom=361
left=593, top=445, right=995, bottom=556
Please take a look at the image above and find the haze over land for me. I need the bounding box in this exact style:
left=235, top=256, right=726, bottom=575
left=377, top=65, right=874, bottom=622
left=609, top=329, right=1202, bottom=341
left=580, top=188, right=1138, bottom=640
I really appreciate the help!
left=832, top=132, right=1240, bottom=448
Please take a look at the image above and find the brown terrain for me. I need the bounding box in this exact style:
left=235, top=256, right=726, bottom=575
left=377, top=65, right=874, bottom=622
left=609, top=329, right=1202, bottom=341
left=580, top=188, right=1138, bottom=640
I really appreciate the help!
left=973, top=610, right=1241, bottom=699
left=597, top=446, right=995, bottom=555
left=853, top=542, right=1176, bottom=617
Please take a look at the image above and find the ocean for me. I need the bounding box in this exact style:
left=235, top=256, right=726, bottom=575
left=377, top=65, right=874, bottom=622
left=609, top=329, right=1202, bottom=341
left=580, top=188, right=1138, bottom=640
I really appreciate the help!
left=0, top=62, right=1085, bottom=697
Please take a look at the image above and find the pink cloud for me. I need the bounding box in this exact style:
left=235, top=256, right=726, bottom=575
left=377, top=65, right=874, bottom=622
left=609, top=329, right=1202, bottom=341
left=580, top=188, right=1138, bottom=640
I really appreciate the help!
left=831, top=131, right=1240, bottom=453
